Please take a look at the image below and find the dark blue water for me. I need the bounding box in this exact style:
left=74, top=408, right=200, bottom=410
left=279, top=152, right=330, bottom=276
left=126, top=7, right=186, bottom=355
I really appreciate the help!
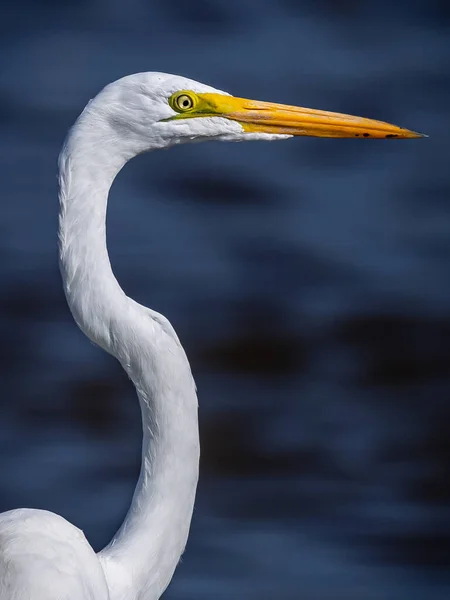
left=0, top=1, right=449, bottom=598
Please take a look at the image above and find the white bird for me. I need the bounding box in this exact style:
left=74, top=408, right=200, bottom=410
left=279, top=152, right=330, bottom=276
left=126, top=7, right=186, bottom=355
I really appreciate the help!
left=0, top=72, right=422, bottom=600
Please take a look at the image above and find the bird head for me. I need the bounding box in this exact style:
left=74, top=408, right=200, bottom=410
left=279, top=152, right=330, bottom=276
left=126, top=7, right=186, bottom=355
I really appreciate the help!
left=82, top=72, right=423, bottom=156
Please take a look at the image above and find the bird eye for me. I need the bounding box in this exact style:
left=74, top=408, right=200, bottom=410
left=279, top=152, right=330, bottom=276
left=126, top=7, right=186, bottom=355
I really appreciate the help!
left=170, top=92, right=197, bottom=113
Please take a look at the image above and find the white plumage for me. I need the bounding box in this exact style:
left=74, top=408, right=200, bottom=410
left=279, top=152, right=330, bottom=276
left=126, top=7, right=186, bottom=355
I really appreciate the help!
left=0, top=72, right=421, bottom=600
left=0, top=509, right=109, bottom=598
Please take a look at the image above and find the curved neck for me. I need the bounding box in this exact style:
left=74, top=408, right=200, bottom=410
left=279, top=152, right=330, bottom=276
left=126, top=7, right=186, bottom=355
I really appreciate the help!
left=58, top=114, right=200, bottom=600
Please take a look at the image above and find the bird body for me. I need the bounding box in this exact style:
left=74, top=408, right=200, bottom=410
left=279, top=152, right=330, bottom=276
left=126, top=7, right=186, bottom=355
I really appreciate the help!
left=0, top=72, right=422, bottom=599
left=0, top=509, right=109, bottom=599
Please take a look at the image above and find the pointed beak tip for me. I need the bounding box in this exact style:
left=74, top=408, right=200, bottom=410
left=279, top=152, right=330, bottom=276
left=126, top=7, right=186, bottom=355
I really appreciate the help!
left=408, top=131, right=428, bottom=139
left=387, top=129, right=427, bottom=139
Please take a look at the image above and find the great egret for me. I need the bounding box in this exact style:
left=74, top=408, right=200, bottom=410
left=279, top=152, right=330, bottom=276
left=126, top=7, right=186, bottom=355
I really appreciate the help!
left=0, top=73, right=422, bottom=600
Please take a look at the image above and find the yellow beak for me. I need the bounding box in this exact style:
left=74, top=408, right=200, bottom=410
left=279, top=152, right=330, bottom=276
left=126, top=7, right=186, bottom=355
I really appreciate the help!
left=199, top=93, right=424, bottom=139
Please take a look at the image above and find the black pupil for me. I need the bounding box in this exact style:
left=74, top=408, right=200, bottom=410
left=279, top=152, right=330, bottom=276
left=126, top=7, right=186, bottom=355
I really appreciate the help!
left=181, top=98, right=190, bottom=107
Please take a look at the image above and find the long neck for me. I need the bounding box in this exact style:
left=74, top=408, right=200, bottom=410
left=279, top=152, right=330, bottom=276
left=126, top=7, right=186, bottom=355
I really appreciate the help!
left=58, top=114, right=200, bottom=600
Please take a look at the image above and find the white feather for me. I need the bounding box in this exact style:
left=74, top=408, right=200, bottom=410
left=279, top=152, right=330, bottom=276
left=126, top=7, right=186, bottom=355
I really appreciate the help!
left=0, top=72, right=289, bottom=600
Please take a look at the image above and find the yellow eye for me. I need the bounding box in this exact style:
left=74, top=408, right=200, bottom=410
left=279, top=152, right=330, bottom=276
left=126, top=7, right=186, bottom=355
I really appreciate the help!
left=170, top=92, right=197, bottom=113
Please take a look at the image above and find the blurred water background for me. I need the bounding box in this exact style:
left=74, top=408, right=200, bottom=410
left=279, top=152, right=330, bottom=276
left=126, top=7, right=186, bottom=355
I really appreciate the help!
left=0, top=1, right=449, bottom=598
